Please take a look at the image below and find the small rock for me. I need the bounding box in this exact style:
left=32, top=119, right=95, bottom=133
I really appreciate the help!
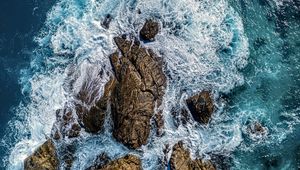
left=186, top=91, right=214, bottom=124
left=101, top=14, right=112, bottom=29
left=140, top=19, right=159, bottom=41
left=24, top=139, right=59, bottom=170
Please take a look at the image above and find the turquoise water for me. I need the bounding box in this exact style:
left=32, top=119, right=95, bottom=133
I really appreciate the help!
left=0, top=0, right=299, bottom=169
left=229, top=0, right=300, bottom=169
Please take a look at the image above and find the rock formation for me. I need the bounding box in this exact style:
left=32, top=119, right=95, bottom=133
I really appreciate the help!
left=186, top=91, right=214, bottom=124
left=110, top=36, right=166, bottom=148
left=140, top=19, right=159, bottom=41
left=76, top=77, right=116, bottom=133
left=88, top=154, right=142, bottom=170
left=24, top=139, right=59, bottom=170
left=169, top=142, right=215, bottom=170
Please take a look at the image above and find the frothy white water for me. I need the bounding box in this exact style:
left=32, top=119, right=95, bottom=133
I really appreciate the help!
left=5, top=0, right=251, bottom=169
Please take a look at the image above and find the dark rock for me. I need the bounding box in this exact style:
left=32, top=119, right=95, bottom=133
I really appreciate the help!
left=86, top=153, right=111, bottom=170
left=140, top=20, right=159, bottom=41
left=154, top=112, right=164, bottom=136
left=110, top=37, right=166, bottom=148
left=169, top=142, right=215, bottom=170
left=52, top=107, right=81, bottom=139
left=247, top=121, right=268, bottom=138
left=24, top=139, right=59, bottom=170
left=99, top=155, right=142, bottom=170
left=76, top=77, right=116, bottom=133
left=60, top=144, right=76, bottom=170
left=186, top=91, right=214, bottom=124
left=101, top=14, right=112, bottom=29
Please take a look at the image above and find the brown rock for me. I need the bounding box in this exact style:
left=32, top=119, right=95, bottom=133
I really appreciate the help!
left=186, top=91, right=214, bottom=124
left=110, top=37, right=166, bottom=148
left=170, top=142, right=215, bottom=170
left=98, top=155, right=142, bottom=170
left=24, top=139, right=59, bottom=170
left=52, top=107, right=81, bottom=139
left=140, top=20, right=159, bottom=41
left=76, top=77, right=116, bottom=133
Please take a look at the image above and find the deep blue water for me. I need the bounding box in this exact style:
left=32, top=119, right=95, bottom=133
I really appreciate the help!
left=0, top=0, right=299, bottom=169
left=0, top=0, right=55, bottom=164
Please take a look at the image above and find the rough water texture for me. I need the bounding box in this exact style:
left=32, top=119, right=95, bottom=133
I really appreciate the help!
left=1, top=0, right=299, bottom=169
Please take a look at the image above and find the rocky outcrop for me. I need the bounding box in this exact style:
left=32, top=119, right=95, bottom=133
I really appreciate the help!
left=88, top=155, right=142, bottom=170
left=24, top=139, right=59, bottom=170
left=140, top=20, right=159, bottom=41
left=110, top=36, right=166, bottom=148
left=186, top=91, right=214, bottom=124
left=170, top=142, right=215, bottom=170
left=76, top=77, right=116, bottom=133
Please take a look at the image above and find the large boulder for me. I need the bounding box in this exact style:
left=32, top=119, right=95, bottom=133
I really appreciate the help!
left=24, top=139, right=59, bottom=170
left=110, top=36, right=166, bottom=148
left=186, top=91, right=214, bottom=124
left=170, top=142, right=215, bottom=170
left=140, top=20, right=159, bottom=41
left=88, top=154, right=142, bottom=170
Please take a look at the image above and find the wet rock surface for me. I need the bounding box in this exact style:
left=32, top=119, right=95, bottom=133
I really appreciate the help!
left=110, top=36, right=166, bottom=148
left=186, top=91, right=214, bottom=124
left=76, top=77, right=116, bottom=133
left=140, top=19, right=159, bottom=41
left=86, top=153, right=111, bottom=170
left=91, top=155, right=142, bottom=170
left=24, top=139, right=59, bottom=170
left=170, top=142, right=215, bottom=170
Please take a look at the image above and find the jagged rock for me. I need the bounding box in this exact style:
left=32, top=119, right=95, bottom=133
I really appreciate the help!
left=76, top=77, right=116, bottom=133
left=24, top=139, right=59, bottom=170
left=170, top=142, right=215, bottom=170
left=51, top=107, right=81, bottom=139
left=59, top=144, right=76, bottom=170
left=101, top=14, right=112, bottom=29
left=110, top=37, right=166, bottom=148
left=247, top=121, right=268, bottom=139
left=99, top=155, right=142, bottom=170
left=140, top=20, right=159, bottom=41
left=186, top=91, right=214, bottom=124
left=86, top=153, right=111, bottom=170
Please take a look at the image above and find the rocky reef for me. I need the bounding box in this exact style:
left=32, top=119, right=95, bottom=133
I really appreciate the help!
left=24, top=20, right=217, bottom=170
left=110, top=35, right=166, bottom=148
left=170, top=142, right=215, bottom=170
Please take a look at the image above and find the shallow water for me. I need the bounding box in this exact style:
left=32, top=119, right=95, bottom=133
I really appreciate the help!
left=1, top=0, right=299, bottom=169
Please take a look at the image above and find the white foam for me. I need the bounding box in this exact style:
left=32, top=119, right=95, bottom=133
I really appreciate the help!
left=4, top=0, right=252, bottom=169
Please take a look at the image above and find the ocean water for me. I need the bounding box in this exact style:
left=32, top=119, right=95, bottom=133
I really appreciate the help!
left=0, top=0, right=299, bottom=169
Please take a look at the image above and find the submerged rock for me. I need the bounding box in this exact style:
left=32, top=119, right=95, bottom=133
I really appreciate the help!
left=170, top=142, right=215, bottom=170
left=140, top=19, right=159, bottom=41
left=86, top=153, right=111, bottom=170
left=24, top=139, right=59, bottom=170
left=110, top=37, right=166, bottom=148
left=186, top=91, right=214, bottom=124
left=99, top=155, right=142, bottom=170
left=101, top=14, right=112, bottom=29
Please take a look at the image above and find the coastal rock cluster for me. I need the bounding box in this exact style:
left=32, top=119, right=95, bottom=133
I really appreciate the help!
left=24, top=19, right=216, bottom=170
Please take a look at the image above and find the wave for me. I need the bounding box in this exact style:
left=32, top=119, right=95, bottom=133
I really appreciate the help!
left=2, top=0, right=299, bottom=169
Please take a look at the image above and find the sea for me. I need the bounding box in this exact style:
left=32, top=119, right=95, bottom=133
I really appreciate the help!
left=0, top=0, right=299, bottom=169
